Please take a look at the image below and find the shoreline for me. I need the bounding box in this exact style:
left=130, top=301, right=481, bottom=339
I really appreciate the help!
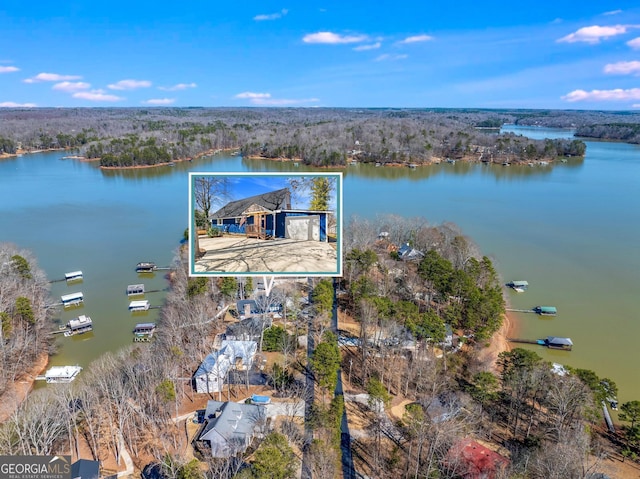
left=477, top=311, right=518, bottom=373
left=0, top=352, right=49, bottom=422
left=99, top=147, right=238, bottom=170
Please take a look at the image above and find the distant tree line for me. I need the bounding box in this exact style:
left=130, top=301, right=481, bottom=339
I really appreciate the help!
left=575, top=123, right=640, bottom=144
left=0, top=107, right=601, bottom=168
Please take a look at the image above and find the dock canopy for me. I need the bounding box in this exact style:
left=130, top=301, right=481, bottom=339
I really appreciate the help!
left=127, top=284, right=145, bottom=296
left=133, top=322, right=156, bottom=334
left=67, top=315, right=92, bottom=332
left=535, top=306, right=557, bottom=315
left=129, top=300, right=150, bottom=311
left=136, top=262, right=157, bottom=272
left=65, top=271, right=83, bottom=281
left=546, top=336, right=573, bottom=350
left=45, top=365, right=82, bottom=383
left=61, top=292, right=84, bottom=305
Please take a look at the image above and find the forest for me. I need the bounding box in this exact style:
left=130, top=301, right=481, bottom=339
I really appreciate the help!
left=0, top=107, right=605, bottom=167
left=0, top=245, right=54, bottom=403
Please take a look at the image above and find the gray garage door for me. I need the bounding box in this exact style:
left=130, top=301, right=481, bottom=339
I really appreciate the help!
left=285, top=215, right=320, bottom=241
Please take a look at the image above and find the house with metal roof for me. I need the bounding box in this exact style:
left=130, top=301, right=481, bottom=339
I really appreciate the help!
left=397, top=242, right=424, bottom=261
left=545, top=336, right=573, bottom=351
left=197, top=400, right=266, bottom=458
left=209, top=187, right=330, bottom=241
left=193, top=340, right=258, bottom=393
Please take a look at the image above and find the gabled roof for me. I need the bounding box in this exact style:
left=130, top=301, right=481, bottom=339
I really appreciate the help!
left=398, top=243, right=424, bottom=260
left=194, top=340, right=257, bottom=377
left=210, top=188, right=291, bottom=219
left=547, top=336, right=573, bottom=346
left=199, top=400, right=265, bottom=456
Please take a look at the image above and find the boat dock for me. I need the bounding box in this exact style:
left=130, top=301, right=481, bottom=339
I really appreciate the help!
left=36, top=365, right=83, bottom=383
left=65, top=270, right=83, bottom=282
left=127, top=284, right=145, bottom=296
left=508, top=336, right=573, bottom=351
left=136, top=262, right=171, bottom=273
left=63, top=315, right=93, bottom=337
left=61, top=292, right=84, bottom=308
left=129, top=300, right=150, bottom=312
left=133, top=322, right=156, bottom=341
left=50, top=270, right=84, bottom=283
left=506, top=306, right=557, bottom=316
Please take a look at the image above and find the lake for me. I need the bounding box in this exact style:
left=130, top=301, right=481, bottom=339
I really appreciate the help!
left=0, top=125, right=638, bottom=402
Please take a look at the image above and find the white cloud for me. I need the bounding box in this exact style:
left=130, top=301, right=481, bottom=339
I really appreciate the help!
left=633, top=103, right=640, bottom=108
left=0, top=66, right=19, bottom=73
left=235, top=92, right=272, bottom=99
left=604, top=60, right=640, bottom=75
left=353, top=42, right=381, bottom=51
left=627, top=37, right=640, bottom=49
left=397, top=34, right=433, bottom=44
left=142, top=98, right=175, bottom=105
left=107, top=79, right=152, bottom=90
left=24, top=72, right=82, bottom=83
left=0, top=101, right=36, bottom=107
left=254, top=9, right=288, bottom=21
left=375, top=53, right=408, bottom=61
left=158, top=82, right=197, bottom=91
left=303, top=31, right=368, bottom=44
left=603, top=9, right=623, bottom=15
left=72, top=90, right=124, bottom=102
left=234, top=91, right=319, bottom=106
left=562, top=88, right=640, bottom=102
left=557, top=24, right=632, bottom=44
left=52, top=81, right=91, bottom=92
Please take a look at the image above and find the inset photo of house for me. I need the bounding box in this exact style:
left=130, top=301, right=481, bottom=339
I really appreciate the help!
left=189, top=172, right=342, bottom=276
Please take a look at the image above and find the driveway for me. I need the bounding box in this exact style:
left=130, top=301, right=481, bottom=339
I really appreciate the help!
left=194, top=236, right=339, bottom=274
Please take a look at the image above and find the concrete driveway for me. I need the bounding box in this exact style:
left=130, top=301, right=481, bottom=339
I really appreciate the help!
left=194, top=235, right=339, bottom=274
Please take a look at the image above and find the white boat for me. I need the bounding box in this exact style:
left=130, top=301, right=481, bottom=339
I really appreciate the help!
left=45, top=365, right=82, bottom=383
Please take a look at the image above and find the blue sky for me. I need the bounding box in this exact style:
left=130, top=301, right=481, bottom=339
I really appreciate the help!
left=200, top=174, right=339, bottom=211
left=1, top=1, right=640, bottom=109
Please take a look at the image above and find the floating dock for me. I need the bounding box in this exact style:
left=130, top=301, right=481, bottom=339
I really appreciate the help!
left=65, top=270, right=83, bottom=282
left=61, top=292, right=84, bottom=307
left=136, top=262, right=157, bottom=273
left=136, top=262, right=170, bottom=272
left=127, top=284, right=145, bottom=296
left=129, top=300, right=150, bottom=312
left=506, top=305, right=557, bottom=316
left=133, top=322, right=156, bottom=341
left=508, top=336, right=573, bottom=351
left=63, top=315, right=93, bottom=337
left=37, top=365, right=83, bottom=383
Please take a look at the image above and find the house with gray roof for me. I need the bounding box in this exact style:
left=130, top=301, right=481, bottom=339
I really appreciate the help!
left=198, top=400, right=266, bottom=457
left=398, top=242, right=424, bottom=261
left=209, top=187, right=330, bottom=241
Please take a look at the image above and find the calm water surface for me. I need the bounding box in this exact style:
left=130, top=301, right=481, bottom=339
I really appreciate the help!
left=0, top=126, right=638, bottom=402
